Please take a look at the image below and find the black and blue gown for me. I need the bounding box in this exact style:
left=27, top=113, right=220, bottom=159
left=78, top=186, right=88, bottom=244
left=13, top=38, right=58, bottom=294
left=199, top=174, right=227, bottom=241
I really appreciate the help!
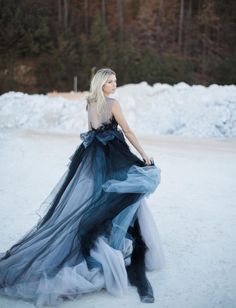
left=0, top=98, right=164, bottom=306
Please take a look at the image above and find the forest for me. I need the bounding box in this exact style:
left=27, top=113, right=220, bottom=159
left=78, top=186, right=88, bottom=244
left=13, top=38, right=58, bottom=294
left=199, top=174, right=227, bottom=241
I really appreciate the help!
left=0, top=0, right=235, bottom=93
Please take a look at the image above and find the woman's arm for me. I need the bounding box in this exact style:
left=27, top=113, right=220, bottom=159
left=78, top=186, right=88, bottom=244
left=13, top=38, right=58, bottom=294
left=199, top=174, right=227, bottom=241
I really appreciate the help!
left=112, top=100, right=152, bottom=165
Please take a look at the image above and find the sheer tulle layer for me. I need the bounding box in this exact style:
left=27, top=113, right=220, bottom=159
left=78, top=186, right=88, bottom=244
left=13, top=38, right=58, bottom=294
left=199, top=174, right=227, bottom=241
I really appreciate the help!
left=0, top=128, right=164, bottom=307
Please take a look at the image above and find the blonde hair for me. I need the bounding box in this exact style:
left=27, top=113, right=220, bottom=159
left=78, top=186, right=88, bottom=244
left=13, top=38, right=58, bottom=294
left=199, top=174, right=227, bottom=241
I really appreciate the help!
left=87, top=68, right=116, bottom=113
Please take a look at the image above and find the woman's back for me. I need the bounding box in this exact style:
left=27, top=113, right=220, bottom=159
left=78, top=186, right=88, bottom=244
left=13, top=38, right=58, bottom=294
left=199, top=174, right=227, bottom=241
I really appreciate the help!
left=87, top=97, right=115, bottom=130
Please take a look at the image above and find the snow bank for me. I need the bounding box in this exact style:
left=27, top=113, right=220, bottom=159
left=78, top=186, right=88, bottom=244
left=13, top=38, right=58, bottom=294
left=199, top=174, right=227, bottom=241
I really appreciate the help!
left=0, top=92, right=88, bottom=133
left=0, top=82, right=236, bottom=138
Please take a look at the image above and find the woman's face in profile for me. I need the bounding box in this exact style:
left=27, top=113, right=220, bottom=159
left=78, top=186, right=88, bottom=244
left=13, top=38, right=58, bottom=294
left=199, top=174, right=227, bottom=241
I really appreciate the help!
left=103, top=74, right=117, bottom=96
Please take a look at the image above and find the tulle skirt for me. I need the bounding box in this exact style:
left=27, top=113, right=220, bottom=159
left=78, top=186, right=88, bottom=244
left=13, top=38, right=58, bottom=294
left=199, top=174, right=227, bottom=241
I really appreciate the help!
left=0, top=127, right=165, bottom=307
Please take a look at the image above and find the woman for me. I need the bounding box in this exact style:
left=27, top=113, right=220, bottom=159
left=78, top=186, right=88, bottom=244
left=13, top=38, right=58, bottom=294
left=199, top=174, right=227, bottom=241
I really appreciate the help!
left=0, top=68, right=164, bottom=306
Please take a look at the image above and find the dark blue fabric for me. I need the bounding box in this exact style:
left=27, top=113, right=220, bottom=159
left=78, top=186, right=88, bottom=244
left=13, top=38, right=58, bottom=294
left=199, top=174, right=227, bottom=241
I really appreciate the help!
left=0, top=117, right=161, bottom=306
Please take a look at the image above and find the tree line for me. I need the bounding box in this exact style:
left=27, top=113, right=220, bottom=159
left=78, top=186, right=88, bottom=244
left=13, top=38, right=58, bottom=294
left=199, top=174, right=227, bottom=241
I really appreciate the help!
left=0, top=0, right=235, bottom=93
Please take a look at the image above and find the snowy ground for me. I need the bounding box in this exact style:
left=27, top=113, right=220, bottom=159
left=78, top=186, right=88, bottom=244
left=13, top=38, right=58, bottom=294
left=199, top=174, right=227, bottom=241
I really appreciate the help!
left=0, top=129, right=235, bottom=308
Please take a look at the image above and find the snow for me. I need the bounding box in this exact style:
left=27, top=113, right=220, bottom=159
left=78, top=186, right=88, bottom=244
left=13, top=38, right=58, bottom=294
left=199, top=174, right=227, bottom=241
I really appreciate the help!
left=0, top=82, right=236, bottom=138
left=0, top=82, right=236, bottom=307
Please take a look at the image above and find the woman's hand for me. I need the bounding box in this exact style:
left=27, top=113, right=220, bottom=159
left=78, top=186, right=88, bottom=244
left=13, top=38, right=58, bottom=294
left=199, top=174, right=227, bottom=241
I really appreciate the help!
left=141, top=153, right=153, bottom=165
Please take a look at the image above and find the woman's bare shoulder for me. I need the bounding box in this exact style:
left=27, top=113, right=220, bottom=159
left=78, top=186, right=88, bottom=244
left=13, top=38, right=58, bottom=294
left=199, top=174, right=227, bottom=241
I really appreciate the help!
left=106, top=97, right=121, bottom=112
left=106, top=97, right=118, bottom=104
left=111, top=99, right=125, bottom=120
left=109, top=98, right=120, bottom=107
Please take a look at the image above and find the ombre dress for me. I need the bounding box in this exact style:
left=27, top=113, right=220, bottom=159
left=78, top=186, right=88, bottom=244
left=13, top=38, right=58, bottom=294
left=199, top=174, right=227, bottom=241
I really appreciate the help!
left=0, top=97, right=165, bottom=306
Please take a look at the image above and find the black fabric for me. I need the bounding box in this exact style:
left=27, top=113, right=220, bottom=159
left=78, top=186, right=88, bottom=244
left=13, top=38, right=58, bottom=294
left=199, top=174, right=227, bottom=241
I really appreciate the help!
left=126, top=219, right=154, bottom=300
